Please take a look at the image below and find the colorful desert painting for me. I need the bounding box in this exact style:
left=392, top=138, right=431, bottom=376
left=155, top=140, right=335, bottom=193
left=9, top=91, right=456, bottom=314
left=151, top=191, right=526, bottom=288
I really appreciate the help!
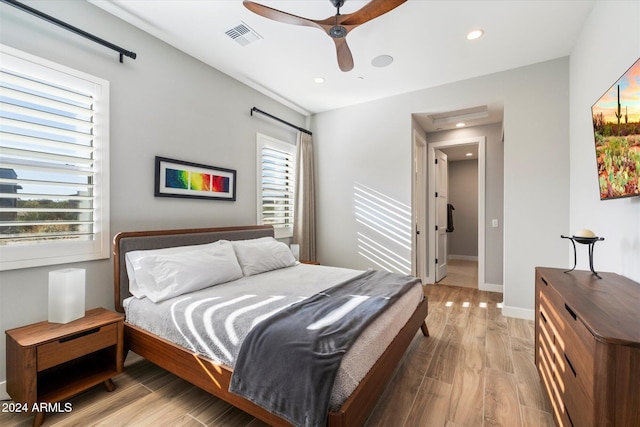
left=592, top=58, right=640, bottom=199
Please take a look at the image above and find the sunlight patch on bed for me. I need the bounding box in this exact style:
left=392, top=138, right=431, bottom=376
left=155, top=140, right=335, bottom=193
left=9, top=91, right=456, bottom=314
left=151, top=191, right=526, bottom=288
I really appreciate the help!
left=251, top=296, right=306, bottom=329
left=172, top=297, right=219, bottom=353
left=203, top=295, right=256, bottom=362
left=225, top=295, right=286, bottom=345
left=307, top=295, right=370, bottom=330
left=353, top=183, right=412, bottom=275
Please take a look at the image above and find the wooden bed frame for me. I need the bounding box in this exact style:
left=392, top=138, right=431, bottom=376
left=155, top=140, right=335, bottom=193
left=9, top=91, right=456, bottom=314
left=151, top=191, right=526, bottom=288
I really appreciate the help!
left=113, top=225, right=429, bottom=427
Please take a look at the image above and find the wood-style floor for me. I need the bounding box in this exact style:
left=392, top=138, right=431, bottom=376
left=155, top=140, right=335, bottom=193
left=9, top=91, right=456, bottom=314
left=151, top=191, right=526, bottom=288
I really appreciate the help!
left=1, top=284, right=554, bottom=427
left=437, top=259, right=478, bottom=289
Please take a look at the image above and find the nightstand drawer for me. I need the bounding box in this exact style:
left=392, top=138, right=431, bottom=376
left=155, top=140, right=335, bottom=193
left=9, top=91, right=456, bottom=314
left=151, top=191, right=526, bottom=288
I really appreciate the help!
left=37, top=323, right=118, bottom=371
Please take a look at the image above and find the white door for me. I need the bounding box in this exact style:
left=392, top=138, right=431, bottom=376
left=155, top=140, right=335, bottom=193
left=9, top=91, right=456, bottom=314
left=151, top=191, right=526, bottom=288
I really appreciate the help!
left=413, top=132, right=427, bottom=283
left=434, top=149, right=448, bottom=282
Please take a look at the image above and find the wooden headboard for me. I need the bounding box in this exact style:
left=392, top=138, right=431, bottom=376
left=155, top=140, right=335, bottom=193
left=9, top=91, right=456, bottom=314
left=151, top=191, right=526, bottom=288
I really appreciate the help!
left=113, top=225, right=274, bottom=313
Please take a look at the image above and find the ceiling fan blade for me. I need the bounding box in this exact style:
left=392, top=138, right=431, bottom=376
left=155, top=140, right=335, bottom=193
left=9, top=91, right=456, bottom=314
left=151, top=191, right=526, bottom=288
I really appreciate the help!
left=333, top=38, right=354, bottom=72
left=243, top=1, right=323, bottom=30
left=340, top=0, right=407, bottom=26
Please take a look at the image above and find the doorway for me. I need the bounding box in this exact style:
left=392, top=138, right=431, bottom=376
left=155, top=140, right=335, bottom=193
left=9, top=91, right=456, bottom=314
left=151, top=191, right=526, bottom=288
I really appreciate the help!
left=414, top=136, right=486, bottom=289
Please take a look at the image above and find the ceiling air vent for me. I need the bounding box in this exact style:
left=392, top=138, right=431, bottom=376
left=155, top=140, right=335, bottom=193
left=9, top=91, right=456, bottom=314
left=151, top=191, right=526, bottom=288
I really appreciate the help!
left=225, top=22, right=262, bottom=47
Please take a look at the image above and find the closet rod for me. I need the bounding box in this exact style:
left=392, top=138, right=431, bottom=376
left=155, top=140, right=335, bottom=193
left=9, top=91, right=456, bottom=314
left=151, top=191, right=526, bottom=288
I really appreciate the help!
left=250, top=107, right=312, bottom=135
left=1, top=0, right=137, bottom=63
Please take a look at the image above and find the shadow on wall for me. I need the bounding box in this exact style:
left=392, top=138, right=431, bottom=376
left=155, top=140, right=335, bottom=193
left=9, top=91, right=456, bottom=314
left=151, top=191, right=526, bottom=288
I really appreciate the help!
left=353, top=182, right=412, bottom=274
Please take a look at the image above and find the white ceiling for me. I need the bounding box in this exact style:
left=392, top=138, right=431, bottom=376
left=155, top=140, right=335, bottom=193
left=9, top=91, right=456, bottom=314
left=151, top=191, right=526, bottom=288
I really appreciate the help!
left=90, top=0, right=595, bottom=126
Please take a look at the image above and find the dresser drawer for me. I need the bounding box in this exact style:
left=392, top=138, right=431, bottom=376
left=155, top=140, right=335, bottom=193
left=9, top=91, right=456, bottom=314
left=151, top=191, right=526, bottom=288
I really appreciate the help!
left=557, top=350, right=594, bottom=427
left=540, top=287, right=595, bottom=397
left=37, top=323, right=118, bottom=371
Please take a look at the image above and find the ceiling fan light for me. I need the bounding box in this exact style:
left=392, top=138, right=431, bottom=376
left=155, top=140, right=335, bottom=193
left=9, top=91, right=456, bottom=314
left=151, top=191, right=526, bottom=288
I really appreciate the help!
left=466, top=29, right=484, bottom=40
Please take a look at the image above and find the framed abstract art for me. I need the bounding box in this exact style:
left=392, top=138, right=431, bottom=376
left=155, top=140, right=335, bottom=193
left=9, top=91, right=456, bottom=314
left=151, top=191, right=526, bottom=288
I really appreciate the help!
left=154, top=156, right=236, bottom=201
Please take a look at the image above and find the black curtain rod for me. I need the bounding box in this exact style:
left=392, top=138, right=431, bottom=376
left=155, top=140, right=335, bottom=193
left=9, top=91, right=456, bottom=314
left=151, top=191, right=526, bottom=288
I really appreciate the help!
left=1, top=0, right=137, bottom=63
left=251, top=107, right=312, bottom=135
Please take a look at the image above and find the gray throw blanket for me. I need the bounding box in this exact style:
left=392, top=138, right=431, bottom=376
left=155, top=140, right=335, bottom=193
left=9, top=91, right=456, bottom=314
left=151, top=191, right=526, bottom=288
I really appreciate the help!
left=229, top=270, right=420, bottom=427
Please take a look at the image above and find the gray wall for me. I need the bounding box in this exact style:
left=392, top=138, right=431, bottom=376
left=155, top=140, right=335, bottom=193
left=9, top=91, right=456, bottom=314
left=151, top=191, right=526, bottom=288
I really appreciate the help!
left=448, top=160, right=479, bottom=258
left=314, top=59, right=569, bottom=319
left=0, top=0, right=306, bottom=390
left=569, top=1, right=640, bottom=282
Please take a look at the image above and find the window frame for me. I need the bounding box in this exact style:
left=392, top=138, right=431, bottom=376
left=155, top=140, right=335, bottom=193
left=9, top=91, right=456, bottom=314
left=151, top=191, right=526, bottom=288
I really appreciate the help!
left=256, top=133, right=296, bottom=239
left=0, top=44, right=110, bottom=271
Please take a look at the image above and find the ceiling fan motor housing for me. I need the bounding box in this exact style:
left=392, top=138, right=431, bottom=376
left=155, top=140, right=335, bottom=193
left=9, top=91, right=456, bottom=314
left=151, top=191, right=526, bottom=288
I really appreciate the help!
left=329, top=25, right=347, bottom=38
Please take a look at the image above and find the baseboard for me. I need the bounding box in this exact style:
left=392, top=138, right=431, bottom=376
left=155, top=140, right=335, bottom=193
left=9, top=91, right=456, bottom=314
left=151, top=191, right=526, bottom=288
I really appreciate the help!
left=448, top=254, right=478, bottom=261
left=0, top=380, right=9, bottom=401
left=501, top=304, right=535, bottom=321
left=479, top=282, right=503, bottom=293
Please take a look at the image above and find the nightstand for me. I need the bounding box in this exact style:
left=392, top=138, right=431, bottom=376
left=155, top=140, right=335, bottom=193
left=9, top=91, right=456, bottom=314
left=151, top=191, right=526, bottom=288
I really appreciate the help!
left=5, top=308, right=124, bottom=427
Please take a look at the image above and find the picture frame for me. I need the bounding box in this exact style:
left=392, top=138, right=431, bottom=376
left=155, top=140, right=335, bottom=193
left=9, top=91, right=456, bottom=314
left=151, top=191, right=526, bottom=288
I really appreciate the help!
left=154, top=156, right=236, bottom=201
left=591, top=57, right=640, bottom=200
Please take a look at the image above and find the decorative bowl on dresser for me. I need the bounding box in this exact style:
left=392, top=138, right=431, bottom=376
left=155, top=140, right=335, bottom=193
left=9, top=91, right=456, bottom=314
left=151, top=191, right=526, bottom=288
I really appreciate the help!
left=534, top=267, right=640, bottom=427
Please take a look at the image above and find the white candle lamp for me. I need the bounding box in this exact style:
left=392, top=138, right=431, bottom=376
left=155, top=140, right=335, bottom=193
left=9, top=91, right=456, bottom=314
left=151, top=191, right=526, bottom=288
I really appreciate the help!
left=48, top=268, right=86, bottom=323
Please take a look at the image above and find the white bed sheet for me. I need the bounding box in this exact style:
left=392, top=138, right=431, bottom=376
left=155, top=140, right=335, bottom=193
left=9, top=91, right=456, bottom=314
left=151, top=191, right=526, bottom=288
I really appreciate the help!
left=124, top=263, right=423, bottom=409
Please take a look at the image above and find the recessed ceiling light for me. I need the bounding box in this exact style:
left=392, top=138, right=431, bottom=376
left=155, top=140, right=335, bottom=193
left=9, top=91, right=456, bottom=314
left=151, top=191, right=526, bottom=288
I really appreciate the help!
left=466, top=29, right=484, bottom=40
left=456, top=122, right=466, bottom=128
left=371, top=54, right=394, bottom=68
left=314, top=77, right=325, bottom=84
left=466, top=152, right=473, bottom=157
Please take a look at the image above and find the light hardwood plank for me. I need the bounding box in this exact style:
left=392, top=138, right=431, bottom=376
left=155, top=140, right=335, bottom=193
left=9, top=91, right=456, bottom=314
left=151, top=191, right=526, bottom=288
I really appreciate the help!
left=521, top=406, right=555, bottom=427
left=48, top=384, right=151, bottom=426
left=446, top=317, right=486, bottom=426
left=486, top=330, right=514, bottom=373
left=425, top=324, right=463, bottom=384
left=403, top=377, right=452, bottom=427
left=484, top=368, right=523, bottom=427
left=190, top=396, right=235, bottom=426
left=511, top=337, right=551, bottom=413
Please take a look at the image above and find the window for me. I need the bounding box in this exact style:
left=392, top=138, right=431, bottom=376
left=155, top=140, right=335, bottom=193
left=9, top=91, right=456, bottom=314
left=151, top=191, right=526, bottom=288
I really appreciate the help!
left=257, top=133, right=295, bottom=238
left=0, top=45, right=110, bottom=270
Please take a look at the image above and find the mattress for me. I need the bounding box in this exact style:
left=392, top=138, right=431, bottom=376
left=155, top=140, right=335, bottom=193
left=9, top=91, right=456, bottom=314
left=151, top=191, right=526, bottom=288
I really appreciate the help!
left=124, top=263, right=423, bottom=409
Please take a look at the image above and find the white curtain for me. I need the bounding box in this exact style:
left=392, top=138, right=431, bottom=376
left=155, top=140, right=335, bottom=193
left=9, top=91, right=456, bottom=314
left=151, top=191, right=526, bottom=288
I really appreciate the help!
left=293, top=131, right=316, bottom=261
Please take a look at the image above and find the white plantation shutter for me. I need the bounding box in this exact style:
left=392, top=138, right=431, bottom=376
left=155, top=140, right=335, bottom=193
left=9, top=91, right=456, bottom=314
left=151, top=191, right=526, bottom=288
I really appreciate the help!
left=0, top=45, right=110, bottom=270
left=257, top=134, right=295, bottom=238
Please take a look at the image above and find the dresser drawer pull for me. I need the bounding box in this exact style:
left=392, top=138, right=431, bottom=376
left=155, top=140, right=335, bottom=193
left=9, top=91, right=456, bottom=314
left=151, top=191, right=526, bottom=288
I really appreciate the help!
left=564, top=353, right=577, bottom=377
left=564, top=303, right=577, bottom=320
left=565, top=405, right=575, bottom=427
left=59, top=327, right=101, bottom=343
left=540, top=311, right=547, bottom=324
left=541, top=277, right=548, bottom=286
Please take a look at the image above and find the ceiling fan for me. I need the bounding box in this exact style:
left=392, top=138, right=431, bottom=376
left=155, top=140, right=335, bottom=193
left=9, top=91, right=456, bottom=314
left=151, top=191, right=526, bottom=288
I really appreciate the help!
left=243, top=0, right=407, bottom=72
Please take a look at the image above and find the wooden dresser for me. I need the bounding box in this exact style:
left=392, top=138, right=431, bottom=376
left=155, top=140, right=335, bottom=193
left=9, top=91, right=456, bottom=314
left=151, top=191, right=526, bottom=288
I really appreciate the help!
left=534, top=267, right=640, bottom=427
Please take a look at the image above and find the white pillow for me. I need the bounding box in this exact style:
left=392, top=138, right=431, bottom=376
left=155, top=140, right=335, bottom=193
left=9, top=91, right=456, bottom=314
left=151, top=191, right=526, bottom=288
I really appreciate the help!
left=125, top=243, right=222, bottom=299
left=125, top=241, right=242, bottom=302
left=231, top=237, right=297, bottom=276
